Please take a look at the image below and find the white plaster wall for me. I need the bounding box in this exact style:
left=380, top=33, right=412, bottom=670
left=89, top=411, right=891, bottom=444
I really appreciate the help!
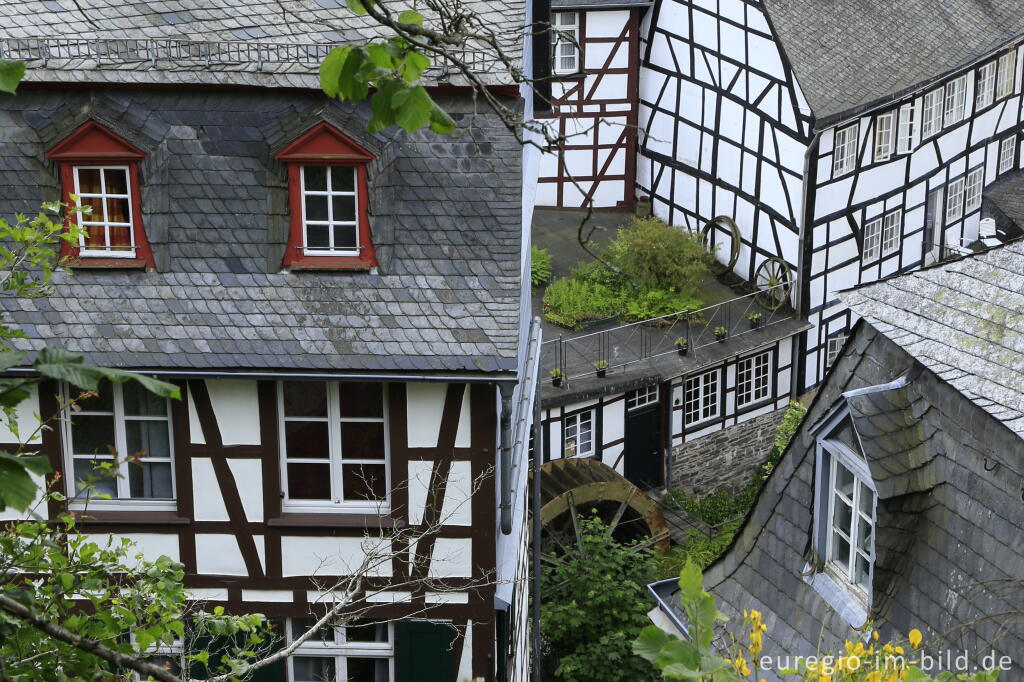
left=281, top=536, right=392, bottom=577
left=0, top=384, right=41, bottom=444
left=191, top=457, right=229, bottom=521
left=406, top=383, right=470, bottom=448
left=85, top=533, right=180, bottom=568
left=226, top=458, right=263, bottom=522
left=206, top=379, right=261, bottom=446
left=428, top=537, right=473, bottom=578
left=195, top=533, right=246, bottom=576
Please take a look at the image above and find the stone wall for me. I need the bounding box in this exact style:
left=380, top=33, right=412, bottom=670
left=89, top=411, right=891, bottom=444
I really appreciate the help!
left=670, top=407, right=788, bottom=496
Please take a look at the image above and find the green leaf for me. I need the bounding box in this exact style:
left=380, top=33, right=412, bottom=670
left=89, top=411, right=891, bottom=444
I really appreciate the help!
left=394, top=85, right=433, bottom=131
left=0, top=454, right=44, bottom=511
left=0, top=60, right=25, bottom=95
left=428, top=104, right=457, bottom=135
left=632, top=626, right=670, bottom=663
left=320, top=47, right=351, bottom=99
left=397, top=10, right=424, bottom=26
left=344, top=0, right=367, bottom=15
left=337, top=48, right=371, bottom=101
left=58, top=572, right=74, bottom=591
left=33, top=347, right=180, bottom=399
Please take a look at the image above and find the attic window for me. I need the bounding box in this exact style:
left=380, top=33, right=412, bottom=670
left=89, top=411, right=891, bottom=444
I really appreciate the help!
left=276, top=122, right=377, bottom=270
left=45, top=121, right=154, bottom=268
left=832, top=123, right=858, bottom=177
left=552, top=12, right=580, bottom=75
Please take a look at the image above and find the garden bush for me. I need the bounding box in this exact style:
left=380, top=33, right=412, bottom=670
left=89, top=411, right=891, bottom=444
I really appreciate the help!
left=531, top=245, right=552, bottom=289
left=541, top=277, right=620, bottom=329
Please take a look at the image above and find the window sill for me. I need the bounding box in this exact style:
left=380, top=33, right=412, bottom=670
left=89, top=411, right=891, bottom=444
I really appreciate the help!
left=72, top=510, right=189, bottom=525
left=552, top=71, right=585, bottom=80
left=269, top=513, right=405, bottom=529
left=801, top=561, right=869, bottom=628
left=65, top=257, right=150, bottom=269
left=286, top=258, right=375, bottom=272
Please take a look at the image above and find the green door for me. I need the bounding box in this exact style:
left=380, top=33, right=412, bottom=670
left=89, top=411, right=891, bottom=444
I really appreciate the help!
left=396, top=621, right=455, bottom=682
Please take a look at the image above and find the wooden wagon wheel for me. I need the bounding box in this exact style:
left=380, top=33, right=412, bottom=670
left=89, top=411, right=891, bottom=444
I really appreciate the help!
left=701, top=216, right=741, bottom=270
left=753, top=257, right=793, bottom=310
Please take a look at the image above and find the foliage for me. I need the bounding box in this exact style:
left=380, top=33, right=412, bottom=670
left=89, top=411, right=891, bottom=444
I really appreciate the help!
left=540, top=515, right=660, bottom=682
left=663, top=488, right=759, bottom=527
left=654, top=521, right=743, bottom=577
left=532, top=246, right=553, bottom=289
left=635, top=560, right=1001, bottom=682
left=543, top=216, right=713, bottom=329
left=758, top=400, right=806, bottom=482
left=0, top=59, right=24, bottom=94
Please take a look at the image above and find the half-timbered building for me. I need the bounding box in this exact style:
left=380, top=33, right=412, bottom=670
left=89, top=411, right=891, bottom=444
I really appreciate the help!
left=0, top=2, right=537, bottom=681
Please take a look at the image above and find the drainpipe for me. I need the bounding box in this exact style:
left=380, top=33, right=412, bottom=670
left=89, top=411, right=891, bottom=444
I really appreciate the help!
left=498, top=382, right=515, bottom=535
left=531, top=374, right=543, bottom=682
left=795, top=126, right=823, bottom=398
left=500, top=316, right=543, bottom=535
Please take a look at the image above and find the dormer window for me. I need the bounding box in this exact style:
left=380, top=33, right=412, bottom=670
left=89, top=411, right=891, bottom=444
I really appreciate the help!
left=46, top=121, right=154, bottom=268
left=276, top=122, right=377, bottom=270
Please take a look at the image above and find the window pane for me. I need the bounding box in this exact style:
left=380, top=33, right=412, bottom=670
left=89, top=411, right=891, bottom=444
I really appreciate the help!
left=858, top=482, right=873, bottom=516
left=128, top=461, right=173, bottom=498
left=123, top=382, right=166, bottom=417
left=347, top=657, right=390, bottom=682
left=306, top=224, right=330, bottom=249
left=73, top=459, right=118, bottom=498
left=71, top=415, right=116, bottom=455
left=287, top=463, right=332, bottom=499
left=342, top=463, right=387, bottom=501
left=106, top=197, right=131, bottom=224
left=284, top=382, right=328, bottom=417
left=80, top=195, right=106, bottom=223
left=332, top=195, right=356, bottom=222
left=291, top=618, right=332, bottom=642
left=331, top=166, right=355, bottom=191
left=78, top=168, right=102, bottom=194
left=855, top=554, right=871, bottom=589
left=834, top=498, right=853, bottom=533
left=285, top=421, right=330, bottom=459
left=332, top=225, right=357, bottom=251
left=341, top=422, right=386, bottom=460
left=125, top=421, right=171, bottom=459
left=339, top=383, right=383, bottom=418
left=857, top=515, right=873, bottom=553
left=831, top=532, right=850, bottom=571
left=835, top=463, right=854, bottom=498
left=293, top=656, right=335, bottom=682
left=304, top=167, right=327, bottom=192
left=76, top=381, right=114, bottom=412
left=104, top=168, right=128, bottom=194
left=108, top=225, right=132, bottom=250
left=347, top=620, right=389, bottom=643
left=305, top=194, right=329, bottom=222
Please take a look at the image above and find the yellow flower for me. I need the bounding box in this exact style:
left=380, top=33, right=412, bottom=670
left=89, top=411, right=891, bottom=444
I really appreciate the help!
left=908, top=629, right=922, bottom=649
left=866, top=671, right=882, bottom=682
left=873, top=630, right=880, bottom=641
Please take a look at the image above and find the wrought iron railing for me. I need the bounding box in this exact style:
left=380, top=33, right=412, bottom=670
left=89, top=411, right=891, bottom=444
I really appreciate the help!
left=542, top=280, right=796, bottom=381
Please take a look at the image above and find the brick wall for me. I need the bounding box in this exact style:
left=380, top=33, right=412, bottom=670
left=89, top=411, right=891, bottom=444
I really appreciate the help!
left=670, top=407, right=788, bottom=496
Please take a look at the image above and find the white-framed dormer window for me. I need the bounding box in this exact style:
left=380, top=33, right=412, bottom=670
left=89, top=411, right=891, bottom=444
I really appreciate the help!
left=826, top=335, right=847, bottom=369
left=72, top=166, right=137, bottom=258
left=563, top=409, right=594, bottom=458
left=976, top=61, right=997, bottom=109
left=946, top=177, right=965, bottom=223
left=288, top=618, right=393, bottom=682
left=736, top=351, right=771, bottom=407
left=881, top=210, right=901, bottom=256
left=552, top=12, right=580, bottom=75
left=300, top=166, right=360, bottom=257
left=825, top=448, right=876, bottom=593
left=964, top=167, right=984, bottom=213
left=943, top=74, right=968, bottom=126
left=627, top=385, right=659, bottom=411
left=921, top=88, right=943, bottom=138
left=63, top=380, right=175, bottom=510
left=999, top=136, right=1016, bottom=174
left=279, top=381, right=389, bottom=513
left=896, top=102, right=917, bottom=154
left=684, top=368, right=719, bottom=426
left=832, top=123, right=858, bottom=177
left=862, top=215, right=882, bottom=262
left=997, top=48, right=1017, bottom=99
left=873, top=112, right=894, bottom=162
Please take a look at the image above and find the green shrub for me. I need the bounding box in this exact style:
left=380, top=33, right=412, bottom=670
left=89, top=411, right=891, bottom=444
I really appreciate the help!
left=759, top=400, right=807, bottom=481
left=542, top=277, right=620, bottom=330
left=622, top=289, right=703, bottom=321
left=531, top=245, right=552, bottom=289
left=604, top=215, right=713, bottom=296
left=653, top=519, right=743, bottom=577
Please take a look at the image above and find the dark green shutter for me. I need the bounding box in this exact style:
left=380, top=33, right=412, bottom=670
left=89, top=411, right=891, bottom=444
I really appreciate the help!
left=396, top=621, right=455, bottom=682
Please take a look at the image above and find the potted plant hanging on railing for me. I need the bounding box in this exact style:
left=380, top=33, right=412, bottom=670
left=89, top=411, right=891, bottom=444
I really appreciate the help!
left=550, top=368, right=564, bottom=387
left=674, top=337, right=688, bottom=356
left=748, top=312, right=763, bottom=329
left=593, top=360, right=609, bottom=378
left=714, top=326, right=728, bottom=342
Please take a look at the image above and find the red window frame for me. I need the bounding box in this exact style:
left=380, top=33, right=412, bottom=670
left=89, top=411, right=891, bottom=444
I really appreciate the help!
left=45, top=121, right=154, bottom=268
left=275, top=122, right=377, bottom=270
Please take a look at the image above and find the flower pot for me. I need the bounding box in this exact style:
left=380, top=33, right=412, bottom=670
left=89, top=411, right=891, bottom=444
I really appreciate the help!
left=551, top=376, right=562, bottom=387
left=716, top=335, right=726, bottom=343
left=677, top=347, right=688, bottom=356
left=596, top=369, right=607, bottom=378
left=749, top=318, right=762, bottom=329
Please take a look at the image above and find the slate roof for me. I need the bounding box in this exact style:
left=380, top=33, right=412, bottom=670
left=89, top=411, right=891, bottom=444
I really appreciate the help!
left=763, top=0, right=1024, bottom=123
left=0, top=0, right=523, bottom=88
left=840, top=240, right=1024, bottom=437
left=0, top=89, right=523, bottom=374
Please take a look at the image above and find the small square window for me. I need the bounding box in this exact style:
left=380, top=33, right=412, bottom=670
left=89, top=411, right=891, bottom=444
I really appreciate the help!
left=862, top=216, right=882, bottom=262
left=684, top=369, right=719, bottom=426
left=976, top=61, right=996, bottom=109
left=921, top=88, right=943, bottom=138
left=563, top=410, right=594, bottom=458
left=946, top=177, right=965, bottom=223
left=942, top=75, right=968, bottom=126
left=873, top=112, right=894, bottom=162
left=896, top=102, right=917, bottom=154
left=832, top=123, right=858, bottom=177
left=626, top=385, right=659, bottom=411
left=288, top=618, right=393, bottom=682
left=964, top=167, right=984, bottom=213
left=736, top=352, right=771, bottom=407
left=999, top=136, right=1016, bottom=174
left=552, top=12, right=580, bottom=75
left=826, top=335, right=847, bottom=368
left=997, top=49, right=1017, bottom=99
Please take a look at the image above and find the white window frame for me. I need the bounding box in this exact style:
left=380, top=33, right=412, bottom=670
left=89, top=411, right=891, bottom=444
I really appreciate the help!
left=72, top=165, right=137, bottom=258
left=964, top=167, right=984, bottom=213
left=862, top=215, right=882, bottom=262
left=823, top=443, right=876, bottom=594
left=976, top=61, right=996, bottom=109
left=552, top=12, right=580, bottom=75
left=999, top=136, right=1016, bottom=174
left=896, top=102, right=917, bottom=154
left=684, top=369, right=719, bottom=426
left=563, top=409, right=594, bottom=458
left=873, top=112, right=894, bottom=162
left=278, top=381, right=391, bottom=514
left=832, top=123, right=859, bottom=177
left=943, top=74, right=968, bottom=126
left=626, top=385, right=659, bottom=411
left=997, top=49, right=1017, bottom=99
left=921, top=88, right=944, bottom=138
left=288, top=618, right=394, bottom=682
left=945, top=177, right=965, bottom=223
left=881, top=209, right=901, bottom=257
left=735, top=351, right=771, bottom=408
left=61, top=381, right=176, bottom=512
left=299, top=166, right=361, bottom=257
left=131, top=635, right=184, bottom=682
left=826, top=335, right=847, bottom=369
